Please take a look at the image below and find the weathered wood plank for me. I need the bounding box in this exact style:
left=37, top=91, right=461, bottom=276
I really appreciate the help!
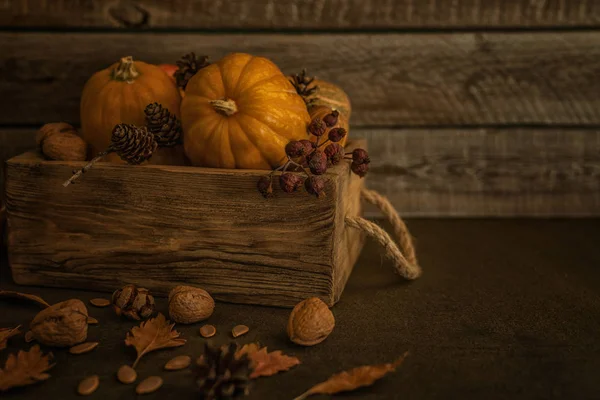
left=2, top=128, right=599, bottom=216
left=2, top=31, right=600, bottom=127
left=0, top=129, right=36, bottom=202
left=2, top=0, right=599, bottom=29
left=363, top=128, right=600, bottom=217
left=5, top=140, right=365, bottom=307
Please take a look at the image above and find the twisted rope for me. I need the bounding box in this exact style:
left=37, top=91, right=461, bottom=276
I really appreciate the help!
left=345, top=188, right=422, bottom=280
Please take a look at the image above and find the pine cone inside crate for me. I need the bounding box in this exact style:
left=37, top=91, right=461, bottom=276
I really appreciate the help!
left=111, top=284, right=155, bottom=320
left=289, top=69, right=318, bottom=106
left=174, top=52, right=210, bottom=90
left=197, top=342, right=252, bottom=400
left=144, top=102, right=182, bottom=147
left=110, top=124, right=158, bottom=165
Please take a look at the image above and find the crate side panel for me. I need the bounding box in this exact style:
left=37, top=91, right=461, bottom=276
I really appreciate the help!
left=6, top=158, right=339, bottom=307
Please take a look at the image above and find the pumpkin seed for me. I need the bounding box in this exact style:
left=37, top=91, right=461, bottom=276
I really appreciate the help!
left=117, top=365, right=137, bottom=384
left=199, top=324, right=216, bottom=338
left=232, top=325, right=249, bottom=338
left=24, top=331, right=34, bottom=343
left=77, top=375, right=99, bottom=396
left=87, top=317, right=99, bottom=325
left=89, top=298, right=110, bottom=307
left=164, top=355, right=191, bottom=371
left=70, top=342, right=99, bottom=355
left=136, top=376, right=163, bottom=394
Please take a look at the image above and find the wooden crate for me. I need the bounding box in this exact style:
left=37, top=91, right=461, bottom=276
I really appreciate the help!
left=4, top=140, right=366, bottom=308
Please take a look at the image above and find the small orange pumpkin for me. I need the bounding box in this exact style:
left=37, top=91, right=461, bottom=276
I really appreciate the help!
left=80, top=56, right=182, bottom=163
left=309, top=105, right=349, bottom=147
left=181, top=53, right=311, bottom=169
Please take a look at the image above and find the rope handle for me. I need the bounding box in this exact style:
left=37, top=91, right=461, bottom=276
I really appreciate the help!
left=345, top=188, right=422, bottom=280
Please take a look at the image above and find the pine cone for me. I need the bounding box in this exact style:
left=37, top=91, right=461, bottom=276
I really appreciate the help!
left=144, top=103, right=182, bottom=147
left=110, top=124, right=158, bottom=165
left=174, top=52, right=210, bottom=90
left=289, top=69, right=319, bottom=106
left=197, top=342, right=251, bottom=400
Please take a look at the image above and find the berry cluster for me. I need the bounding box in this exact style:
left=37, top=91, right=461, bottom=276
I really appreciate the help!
left=257, top=108, right=370, bottom=199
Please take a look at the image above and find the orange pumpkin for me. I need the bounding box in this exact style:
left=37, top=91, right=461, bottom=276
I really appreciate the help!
left=80, top=56, right=182, bottom=164
left=309, top=105, right=349, bottom=147
left=181, top=53, right=311, bottom=169
left=309, top=79, right=352, bottom=119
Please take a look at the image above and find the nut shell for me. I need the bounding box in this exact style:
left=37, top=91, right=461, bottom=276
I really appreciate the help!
left=287, top=297, right=334, bottom=346
left=36, top=122, right=87, bottom=161
left=111, top=284, right=155, bottom=320
left=168, top=285, right=214, bottom=324
left=30, top=299, right=88, bottom=347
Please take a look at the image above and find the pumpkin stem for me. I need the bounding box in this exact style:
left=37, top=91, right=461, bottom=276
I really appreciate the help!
left=210, top=99, right=238, bottom=116
left=112, top=56, right=139, bottom=83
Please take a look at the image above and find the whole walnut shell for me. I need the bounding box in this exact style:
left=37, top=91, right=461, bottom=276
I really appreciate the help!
left=36, top=122, right=87, bottom=161
left=287, top=297, right=335, bottom=346
left=112, top=284, right=155, bottom=320
left=168, top=285, right=214, bottom=324
left=30, top=299, right=88, bottom=347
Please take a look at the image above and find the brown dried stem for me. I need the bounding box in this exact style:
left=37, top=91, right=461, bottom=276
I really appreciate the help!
left=62, top=149, right=112, bottom=187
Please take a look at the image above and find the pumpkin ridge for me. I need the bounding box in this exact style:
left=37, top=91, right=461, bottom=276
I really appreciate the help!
left=227, top=117, right=267, bottom=169
left=242, top=103, right=309, bottom=140
left=237, top=73, right=283, bottom=101
left=95, top=84, right=118, bottom=152
left=237, top=113, right=290, bottom=167
left=232, top=55, right=255, bottom=97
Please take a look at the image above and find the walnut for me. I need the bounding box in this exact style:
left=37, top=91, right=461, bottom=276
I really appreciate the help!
left=287, top=297, right=335, bottom=346
left=168, top=285, right=214, bottom=324
left=30, top=299, right=88, bottom=347
left=112, top=284, right=155, bottom=320
left=36, top=122, right=87, bottom=161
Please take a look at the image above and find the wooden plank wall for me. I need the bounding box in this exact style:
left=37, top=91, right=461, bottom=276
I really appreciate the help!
left=1, top=0, right=599, bottom=216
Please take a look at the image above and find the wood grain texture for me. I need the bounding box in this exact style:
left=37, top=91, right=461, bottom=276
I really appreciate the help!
left=363, top=128, right=600, bottom=217
left=2, top=128, right=599, bottom=216
left=2, top=0, right=600, bottom=29
left=5, top=141, right=365, bottom=308
left=0, top=129, right=37, bottom=201
left=2, top=31, right=600, bottom=127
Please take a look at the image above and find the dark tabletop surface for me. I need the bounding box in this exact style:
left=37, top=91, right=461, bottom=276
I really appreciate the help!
left=1, top=219, right=600, bottom=400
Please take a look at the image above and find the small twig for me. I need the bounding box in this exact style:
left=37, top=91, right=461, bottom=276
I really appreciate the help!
left=317, top=138, right=331, bottom=148
left=287, top=160, right=311, bottom=178
left=63, top=149, right=112, bottom=187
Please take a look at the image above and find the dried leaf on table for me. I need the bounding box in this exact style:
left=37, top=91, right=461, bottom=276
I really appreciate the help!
left=235, top=343, right=300, bottom=379
left=293, top=352, right=409, bottom=400
left=0, top=326, right=21, bottom=351
left=0, top=345, right=55, bottom=392
left=0, top=291, right=51, bottom=308
left=125, top=313, right=186, bottom=368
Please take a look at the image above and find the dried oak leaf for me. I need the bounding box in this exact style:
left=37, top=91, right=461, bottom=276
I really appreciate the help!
left=293, top=352, right=409, bottom=400
left=0, top=291, right=50, bottom=308
left=0, top=345, right=55, bottom=392
left=235, top=343, right=300, bottom=379
left=0, top=326, right=21, bottom=351
left=125, top=313, right=186, bottom=369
